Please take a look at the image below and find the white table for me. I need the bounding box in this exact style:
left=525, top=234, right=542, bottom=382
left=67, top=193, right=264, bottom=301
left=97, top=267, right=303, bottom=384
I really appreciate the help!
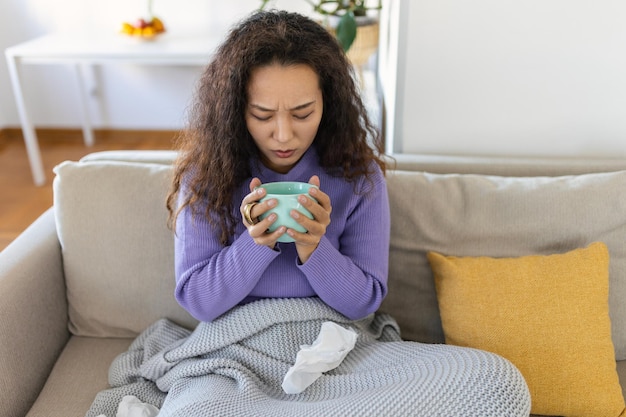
left=5, top=33, right=219, bottom=185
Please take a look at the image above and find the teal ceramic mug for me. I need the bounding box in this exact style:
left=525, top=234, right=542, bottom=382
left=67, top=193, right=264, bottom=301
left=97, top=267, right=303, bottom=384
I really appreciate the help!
left=257, top=182, right=318, bottom=243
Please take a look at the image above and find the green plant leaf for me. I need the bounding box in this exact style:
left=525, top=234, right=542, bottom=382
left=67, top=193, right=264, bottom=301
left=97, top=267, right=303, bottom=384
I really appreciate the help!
left=336, top=12, right=357, bottom=52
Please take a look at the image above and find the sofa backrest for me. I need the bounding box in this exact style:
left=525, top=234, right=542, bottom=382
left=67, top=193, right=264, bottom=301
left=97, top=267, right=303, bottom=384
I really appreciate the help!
left=52, top=151, right=626, bottom=361
left=386, top=153, right=626, bottom=177
left=53, top=152, right=197, bottom=338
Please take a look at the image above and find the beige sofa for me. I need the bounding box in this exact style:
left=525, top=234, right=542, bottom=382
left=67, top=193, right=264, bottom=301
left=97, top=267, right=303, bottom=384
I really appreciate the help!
left=2, top=150, right=626, bottom=417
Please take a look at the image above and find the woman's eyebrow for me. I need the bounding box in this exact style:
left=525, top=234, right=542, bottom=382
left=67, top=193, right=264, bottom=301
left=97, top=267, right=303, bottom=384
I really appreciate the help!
left=290, top=101, right=316, bottom=111
left=249, top=101, right=316, bottom=112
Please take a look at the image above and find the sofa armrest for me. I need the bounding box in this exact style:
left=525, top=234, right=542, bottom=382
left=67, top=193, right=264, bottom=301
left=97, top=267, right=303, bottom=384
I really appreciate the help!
left=0, top=208, right=70, bottom=417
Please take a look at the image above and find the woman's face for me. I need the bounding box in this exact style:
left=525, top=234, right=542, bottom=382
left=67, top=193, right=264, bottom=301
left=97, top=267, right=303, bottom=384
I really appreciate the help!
left=245, top=63, right=323, bottom=174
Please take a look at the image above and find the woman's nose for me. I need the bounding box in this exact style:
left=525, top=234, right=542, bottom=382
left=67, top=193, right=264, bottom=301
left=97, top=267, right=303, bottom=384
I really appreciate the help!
left=273, top=115, right=293, bottom=142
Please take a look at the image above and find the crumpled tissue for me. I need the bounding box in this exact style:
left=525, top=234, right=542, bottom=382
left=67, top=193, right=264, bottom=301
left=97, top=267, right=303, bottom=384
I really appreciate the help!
left=96, top=395, right=159, bottom=417
left=282, top=321, right=358, bottom=394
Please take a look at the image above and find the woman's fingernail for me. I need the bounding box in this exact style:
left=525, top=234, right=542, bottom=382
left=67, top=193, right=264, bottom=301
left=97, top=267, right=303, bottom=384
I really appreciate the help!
left=269, top=214, right=277, bottom=222
left=267, top=199, right=276, bottom=207
left=291, top=211, right=300, bottom=219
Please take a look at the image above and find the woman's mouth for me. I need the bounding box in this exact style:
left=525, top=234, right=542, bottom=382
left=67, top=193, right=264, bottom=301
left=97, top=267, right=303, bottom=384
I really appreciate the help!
left=274, top=150, right=295, bottom=159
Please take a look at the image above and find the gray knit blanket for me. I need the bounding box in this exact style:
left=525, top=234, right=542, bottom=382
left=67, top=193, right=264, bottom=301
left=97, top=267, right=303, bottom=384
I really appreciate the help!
left=86, top=297, right=530, bottom=417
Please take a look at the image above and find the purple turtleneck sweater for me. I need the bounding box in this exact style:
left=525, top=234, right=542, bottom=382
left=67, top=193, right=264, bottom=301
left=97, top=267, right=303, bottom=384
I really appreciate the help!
left=174, top=148, right=390, bottom=322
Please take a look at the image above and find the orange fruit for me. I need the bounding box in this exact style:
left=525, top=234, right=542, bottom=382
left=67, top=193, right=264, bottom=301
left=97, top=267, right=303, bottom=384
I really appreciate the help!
left=142, top=26, right=156, bottom=37
left=121, top=22, right=134, bottom=35
left=151, top=17, right=165, bottom=33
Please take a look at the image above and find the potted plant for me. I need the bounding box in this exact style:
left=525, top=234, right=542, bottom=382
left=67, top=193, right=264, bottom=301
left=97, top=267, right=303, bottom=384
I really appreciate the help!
left=259, top=0, right=382, bottom=65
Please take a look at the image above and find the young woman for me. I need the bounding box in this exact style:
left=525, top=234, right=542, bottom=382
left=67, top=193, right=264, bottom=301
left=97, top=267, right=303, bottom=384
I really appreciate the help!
left=155, top=10, right=530, bottom=416
left=167, top=10, right=389, bottom=323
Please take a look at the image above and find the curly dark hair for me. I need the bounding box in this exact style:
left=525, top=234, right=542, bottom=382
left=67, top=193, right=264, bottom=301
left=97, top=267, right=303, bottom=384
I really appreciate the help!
left=166, top=9, right=385, bottom=244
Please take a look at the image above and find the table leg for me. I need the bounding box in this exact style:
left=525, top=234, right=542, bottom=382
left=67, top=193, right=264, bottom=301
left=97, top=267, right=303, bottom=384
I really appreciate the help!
left=75, top=63, right=95, bottom=147
left=5, top=52, right=46, bottom=186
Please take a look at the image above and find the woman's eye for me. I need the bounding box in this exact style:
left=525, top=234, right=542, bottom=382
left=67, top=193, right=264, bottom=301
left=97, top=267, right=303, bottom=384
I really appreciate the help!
left=294, top=112, right=313, bottom=120
left=252, top=114, right=271, bottom=121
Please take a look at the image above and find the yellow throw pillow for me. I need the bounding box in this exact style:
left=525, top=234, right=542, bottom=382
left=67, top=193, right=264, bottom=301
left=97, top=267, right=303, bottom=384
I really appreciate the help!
left=427, top=242, right=625, bottom=417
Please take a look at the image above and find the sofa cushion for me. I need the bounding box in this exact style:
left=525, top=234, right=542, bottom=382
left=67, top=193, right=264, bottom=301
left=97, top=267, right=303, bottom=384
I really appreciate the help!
left=428, top=242, right=625, bottom=417
left=23, top=340, right=626, bottom=417
left=380, top=169, right=626, bottom=360
left=25, top=336, right=132, bottom=417
left=53, top=160, right=197, bottom=338
left=79, top=149, right=178, bottom=165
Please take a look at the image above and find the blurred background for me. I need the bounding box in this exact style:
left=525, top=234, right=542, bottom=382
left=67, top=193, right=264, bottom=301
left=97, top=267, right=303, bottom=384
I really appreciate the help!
left=3, top=0, right=626, bottom=157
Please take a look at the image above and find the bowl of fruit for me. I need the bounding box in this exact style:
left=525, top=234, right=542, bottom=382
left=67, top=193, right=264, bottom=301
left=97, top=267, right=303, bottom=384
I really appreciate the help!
left=120, top=16, right=166, bottom=40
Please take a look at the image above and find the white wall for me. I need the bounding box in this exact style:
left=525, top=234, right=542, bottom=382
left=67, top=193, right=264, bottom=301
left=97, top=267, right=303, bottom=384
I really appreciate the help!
left=0, top=0, right=310, bottom=130
left=386, top=0, right=626, bottom=158
left=6, top=0, right=625, bottom=158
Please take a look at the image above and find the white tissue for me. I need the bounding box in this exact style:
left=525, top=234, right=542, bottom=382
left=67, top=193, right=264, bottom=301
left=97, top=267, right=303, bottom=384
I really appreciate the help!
left=116, top=395, right=159, bottom=417
left=282, top=321, right=358, bottom=394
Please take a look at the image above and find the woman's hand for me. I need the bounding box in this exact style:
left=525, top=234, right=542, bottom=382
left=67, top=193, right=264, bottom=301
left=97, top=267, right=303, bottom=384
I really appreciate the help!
left=240, top=177, right=286, bottom=248
left=289, top=175, right=332, bottom=263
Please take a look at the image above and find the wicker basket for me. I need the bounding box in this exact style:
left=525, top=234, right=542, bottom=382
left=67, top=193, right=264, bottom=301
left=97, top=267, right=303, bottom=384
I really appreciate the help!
left=327, top=20, right=380, bottom=67
left=346, top=22, right=380, bottom=67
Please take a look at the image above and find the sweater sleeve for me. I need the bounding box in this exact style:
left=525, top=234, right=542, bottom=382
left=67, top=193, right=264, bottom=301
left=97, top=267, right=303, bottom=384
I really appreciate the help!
left=174, top=201, right=281, bottom=322
left=297, top=170, right=390, bottom=319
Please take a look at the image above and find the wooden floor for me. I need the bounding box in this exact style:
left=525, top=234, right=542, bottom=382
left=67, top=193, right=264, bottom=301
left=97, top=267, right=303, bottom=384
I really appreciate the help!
left=0, top=128, right=177, bottom=251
